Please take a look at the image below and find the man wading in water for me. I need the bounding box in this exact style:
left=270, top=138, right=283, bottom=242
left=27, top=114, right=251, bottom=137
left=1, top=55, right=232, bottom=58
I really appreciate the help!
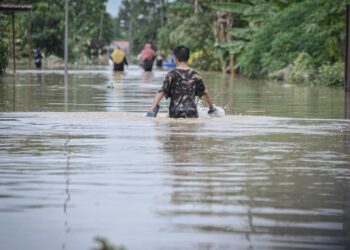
left=147, top=45, right=217, bottom=118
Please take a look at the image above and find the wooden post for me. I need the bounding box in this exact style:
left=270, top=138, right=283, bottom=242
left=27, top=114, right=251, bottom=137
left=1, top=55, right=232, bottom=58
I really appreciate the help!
left=230, top=54, right=235, bottom=79
left=12, top=10, right=16, bottom=73
left=64, top=0, right=69, bottom=73
left=346, top=4, right=350, bottom=92
left=345, top=92, right=350, bottom=119
left=28, top=9, right=32, bottom=67
left=64, top=73, right=68, bottom=111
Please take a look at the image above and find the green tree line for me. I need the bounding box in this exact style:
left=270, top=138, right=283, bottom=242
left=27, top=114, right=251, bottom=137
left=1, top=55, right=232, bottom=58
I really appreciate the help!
left=1, top=0, right=349, bottom=87
left=116, top=0, right=348, bottom=86
left=0, top=0, right=115, bottom=72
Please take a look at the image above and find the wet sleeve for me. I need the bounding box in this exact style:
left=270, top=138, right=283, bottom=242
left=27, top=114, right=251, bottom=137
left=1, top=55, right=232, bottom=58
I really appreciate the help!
left=159, top=73, right=172, bottom=98
left=195, top=76, right=205, bottom=97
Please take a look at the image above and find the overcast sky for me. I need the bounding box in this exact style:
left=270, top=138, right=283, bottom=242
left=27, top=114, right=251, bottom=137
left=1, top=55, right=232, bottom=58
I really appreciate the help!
left=106, top=0, right=122, bottom=17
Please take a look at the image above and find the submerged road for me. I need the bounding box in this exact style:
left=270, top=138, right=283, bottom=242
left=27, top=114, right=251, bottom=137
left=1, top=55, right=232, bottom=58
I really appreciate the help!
left=0, top=66, right=349, bottom=249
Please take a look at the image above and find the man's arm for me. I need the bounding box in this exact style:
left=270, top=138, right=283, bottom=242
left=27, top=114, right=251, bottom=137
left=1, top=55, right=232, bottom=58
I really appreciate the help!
left=202, top=90, right=214, bottom=109
left=148, top=92, right=164, bottom=112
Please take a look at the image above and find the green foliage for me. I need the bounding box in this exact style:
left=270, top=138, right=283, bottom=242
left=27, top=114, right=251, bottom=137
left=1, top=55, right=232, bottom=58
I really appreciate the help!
left=286, top=52, right=316, bottom=84
left=30, top=1, right=65, bottom=56
left=228, top=27, right=252, bottom=41
left=0, top=39, right=8, bottom=74
left=0, top=0, right=346, bottom=85
left=169, top=16, right=209, bottom=50
left=211, top=1, right=298, bottom=34
left=0, top=0, right=114, bottom=63
left=156, top=0, right=221, bottom=71
left=286, top=53, right=344, bottom=86
left=210, top=0, right=294, bottom=73
left=219, top=40, right=246, bottom=56
left=317, top=62, right=344, bottom=87
left=156, top=1, right=189, bottom=50
left=117, top=0, right=167, bottom=52
left=157, top=25, right=174, bottom=50
left=192, top=50, right=221, bottom=71
left=239, top=0, right=347, bottom=79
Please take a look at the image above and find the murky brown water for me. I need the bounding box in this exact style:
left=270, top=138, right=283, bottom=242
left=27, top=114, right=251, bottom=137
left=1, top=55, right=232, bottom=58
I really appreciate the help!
left=0, top=66, right=350, bottom=250
left=1, top=66, right=349, bottom=119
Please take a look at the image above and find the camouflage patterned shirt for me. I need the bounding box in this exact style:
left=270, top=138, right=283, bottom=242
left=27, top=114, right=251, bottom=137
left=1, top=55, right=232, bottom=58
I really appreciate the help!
left=159, top=68, right=205, bottom=118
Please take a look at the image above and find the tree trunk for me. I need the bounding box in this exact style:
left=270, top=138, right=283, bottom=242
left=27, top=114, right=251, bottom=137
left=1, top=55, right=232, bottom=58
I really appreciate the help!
left=229, top=54, right=235, bottom=78
left=214, top=0, right=234, bottom=75
left=128, top=19, right=133, bottom=61
left=194, top=0, right=199, bottom=14
left=99, top=10, right=104, bottom=41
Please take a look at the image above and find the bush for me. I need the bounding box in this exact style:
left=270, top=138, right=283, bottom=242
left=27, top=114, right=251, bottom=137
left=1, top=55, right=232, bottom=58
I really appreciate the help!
left=286, top=53, right=344, bottom=87
left=317, top=62, right=344, bottom=87
left=286, top=52, right=317, bottom=84
left=0, top=39, right=8, bottom=74
left=239, top=0, right=346, bottom=78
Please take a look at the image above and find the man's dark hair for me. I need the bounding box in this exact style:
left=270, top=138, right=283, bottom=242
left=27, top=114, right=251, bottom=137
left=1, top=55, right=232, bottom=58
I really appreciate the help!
left=174, top=45, right=190, bottom=62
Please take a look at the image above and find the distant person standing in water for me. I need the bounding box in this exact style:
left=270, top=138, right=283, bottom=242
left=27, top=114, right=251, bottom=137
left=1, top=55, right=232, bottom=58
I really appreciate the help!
left=146, top=45, right=217, bottom=118
left=155, top=50, right=164, bottom=68
left=34, top=47, right=42, bottom=69
left=139, top=43, right=155, bottom=72
left=110, top=46, right=128, bottom=72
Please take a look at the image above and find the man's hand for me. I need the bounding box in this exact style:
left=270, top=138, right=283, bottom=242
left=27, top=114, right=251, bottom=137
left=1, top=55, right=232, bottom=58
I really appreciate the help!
left=208, top=107, right=217, bottom=114
left=146, top=104, right=160, bottom=117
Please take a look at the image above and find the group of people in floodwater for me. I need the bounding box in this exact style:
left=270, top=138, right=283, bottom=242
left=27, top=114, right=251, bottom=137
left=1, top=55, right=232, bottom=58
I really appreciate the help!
left=33, top=42, right=218, bottom=119
left=110, top=43, right=218, bottom=119
left=110, top=42, right=175, bottom=73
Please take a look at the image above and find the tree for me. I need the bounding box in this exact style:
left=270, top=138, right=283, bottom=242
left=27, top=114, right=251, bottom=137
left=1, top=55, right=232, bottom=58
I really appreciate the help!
left=238, top=0, right=347, bottom=77
left=157, top=0, right=221, bottom=71
left=0, top=0, right=114, bottom=64
left=211, top=0, right=298, bottom=75
left=116, top=0, right=167, bottom=58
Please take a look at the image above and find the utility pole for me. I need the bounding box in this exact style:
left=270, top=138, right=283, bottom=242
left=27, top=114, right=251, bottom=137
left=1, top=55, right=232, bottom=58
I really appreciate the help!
left=0, top=4, right=32, bottom=73
left=64, top=0, right=69, bottom=74
left=12, top=10, right=15, bottom=73
left=346, top=4, right=350, bottom=92
left=160, top=0, right=164, bottom=27
left=128, top=18, right=133, bottom=61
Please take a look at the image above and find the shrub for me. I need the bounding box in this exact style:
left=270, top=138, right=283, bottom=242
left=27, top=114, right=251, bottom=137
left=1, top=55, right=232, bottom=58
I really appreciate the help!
left=317, top=62, right=344, bottom=87
left=286, top=52, right=316, bottom=84
left=239, top=0, right=346, bottom=78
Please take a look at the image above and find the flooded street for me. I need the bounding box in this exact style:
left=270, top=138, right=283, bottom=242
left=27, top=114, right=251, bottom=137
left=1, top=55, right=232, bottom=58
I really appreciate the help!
left=0, top=66, right=350, bottom=250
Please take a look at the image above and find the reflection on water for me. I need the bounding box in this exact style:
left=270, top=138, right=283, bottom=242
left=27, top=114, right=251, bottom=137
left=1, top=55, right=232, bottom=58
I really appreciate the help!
left=0, top=66, right=348, bottom=118
left=0, top=66, right=350, bottom=249
left=0, top=113, right=349, bottom=249
left=345, top=91, right=350, bottom=119
left=62, top=136, right=71, bottom=250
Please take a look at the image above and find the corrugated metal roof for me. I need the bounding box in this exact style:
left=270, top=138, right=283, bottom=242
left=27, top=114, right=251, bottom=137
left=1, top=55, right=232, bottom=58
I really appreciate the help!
left=0, top=4, right=32, bottom=11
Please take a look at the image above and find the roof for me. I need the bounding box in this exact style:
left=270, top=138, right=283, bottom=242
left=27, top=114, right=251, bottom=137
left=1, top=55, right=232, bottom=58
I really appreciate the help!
left=0, top=4, right=32, bottom=11
left=111, top=40, right=129, bottom=51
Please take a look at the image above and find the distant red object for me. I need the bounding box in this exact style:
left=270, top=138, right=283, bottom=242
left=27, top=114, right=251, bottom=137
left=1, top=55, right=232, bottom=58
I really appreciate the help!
left=111, top=40, right=129, bottom=53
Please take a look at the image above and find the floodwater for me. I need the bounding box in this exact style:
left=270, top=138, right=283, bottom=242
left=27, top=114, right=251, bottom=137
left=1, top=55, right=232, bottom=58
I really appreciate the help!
left=0, top=65, right=349, bottom=250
